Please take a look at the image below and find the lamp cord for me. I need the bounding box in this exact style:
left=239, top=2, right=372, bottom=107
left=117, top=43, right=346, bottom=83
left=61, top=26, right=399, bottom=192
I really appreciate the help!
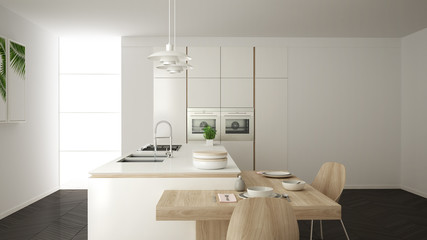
left=174, top=0, right=176, bottom=49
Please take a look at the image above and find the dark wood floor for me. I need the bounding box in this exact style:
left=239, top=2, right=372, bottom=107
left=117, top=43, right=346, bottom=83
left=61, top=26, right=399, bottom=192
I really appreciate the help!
left=300, top=189, right=427, bottom=240
left=0, top=190, right=87, bottom=240
left=0, top=189, right=426, bottom=239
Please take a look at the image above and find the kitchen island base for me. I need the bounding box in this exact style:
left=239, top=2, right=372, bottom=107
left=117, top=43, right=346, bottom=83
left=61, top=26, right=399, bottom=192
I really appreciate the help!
left=88, top=143, right=240, bottom=240
left=89, top=177, right=237, bottom=240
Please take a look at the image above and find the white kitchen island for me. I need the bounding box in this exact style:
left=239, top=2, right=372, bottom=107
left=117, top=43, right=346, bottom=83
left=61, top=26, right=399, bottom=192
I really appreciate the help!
left=88, top=143, right=241, bottom=240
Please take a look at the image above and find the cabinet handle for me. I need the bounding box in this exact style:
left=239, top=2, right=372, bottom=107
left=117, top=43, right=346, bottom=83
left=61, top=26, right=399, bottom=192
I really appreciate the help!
left=224, top=115, right=252, bottom=117
left=190, top=115, right=219, bottom=117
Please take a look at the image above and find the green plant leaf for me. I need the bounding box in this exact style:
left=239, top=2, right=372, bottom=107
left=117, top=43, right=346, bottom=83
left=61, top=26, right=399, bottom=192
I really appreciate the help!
left=203, top=125, right=216, bottom=140
left=10, top=41, right=25, bottom=80
left=0, top=38, right=6, bottom=102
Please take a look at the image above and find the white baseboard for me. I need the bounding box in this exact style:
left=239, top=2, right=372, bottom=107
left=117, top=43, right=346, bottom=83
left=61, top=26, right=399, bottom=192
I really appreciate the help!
left=401, top=185, right=427, bottom=198
left=0, top=187, right=59, bottom=220
left=344, top=185, right=400, bottom=189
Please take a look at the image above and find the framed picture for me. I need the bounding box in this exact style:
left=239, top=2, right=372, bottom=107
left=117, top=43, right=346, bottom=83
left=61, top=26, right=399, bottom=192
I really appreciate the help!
left=7, top=39, right=26, bottom=122
left=0, top=36, right=6, bottom=122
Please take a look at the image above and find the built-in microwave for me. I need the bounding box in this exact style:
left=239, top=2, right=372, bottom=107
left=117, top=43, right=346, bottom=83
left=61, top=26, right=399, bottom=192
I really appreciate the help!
left=187, top=108, right=221, bottom=141
left=221, top=108, right=254, bottom=141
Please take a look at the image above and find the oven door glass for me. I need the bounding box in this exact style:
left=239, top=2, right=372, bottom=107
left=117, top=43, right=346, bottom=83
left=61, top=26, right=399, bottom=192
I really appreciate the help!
left=224, top=119, right=250, bottom=134
left=192, top=119, right=217, bottom=134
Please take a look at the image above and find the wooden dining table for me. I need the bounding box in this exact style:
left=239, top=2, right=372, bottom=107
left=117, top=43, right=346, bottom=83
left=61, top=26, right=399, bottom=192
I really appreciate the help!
left=156, top=171, right=341, bottom=240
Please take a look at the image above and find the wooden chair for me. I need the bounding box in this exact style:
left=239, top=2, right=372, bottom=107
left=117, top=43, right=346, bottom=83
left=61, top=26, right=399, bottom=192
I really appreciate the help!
left=310, top=162, right=350, bottom=240
left=226, top=198, right=299, bottom=240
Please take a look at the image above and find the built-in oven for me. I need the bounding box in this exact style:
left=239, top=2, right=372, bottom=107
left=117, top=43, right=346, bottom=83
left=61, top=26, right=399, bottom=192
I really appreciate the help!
left=221, top=108, right=254, bottom=141
left=187, top=108, right=221, bottom=141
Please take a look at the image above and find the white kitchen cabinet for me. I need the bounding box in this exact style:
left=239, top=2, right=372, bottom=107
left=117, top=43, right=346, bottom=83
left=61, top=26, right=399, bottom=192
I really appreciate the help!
left=154, top=77, right=186, bottom=144
left=255, top=47, right=288, bottom=78
left=153, top=46, right=187, bottom=78
left=188, top=78, right=220, bottom=107
left=221, top=47, right=253, bottom=78
left=221, top=78, right=253, bottom=107
left=187, top=47, right=220, bottom=78
left=187, top=47, right=221, bottom=108
left=255, top=78, right=287, bottom=171
left=221, top=141, right=254, bottom=170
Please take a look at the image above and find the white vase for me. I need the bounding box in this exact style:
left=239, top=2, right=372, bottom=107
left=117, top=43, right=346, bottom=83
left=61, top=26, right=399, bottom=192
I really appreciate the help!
left=206, top=139, right=214, bottom=147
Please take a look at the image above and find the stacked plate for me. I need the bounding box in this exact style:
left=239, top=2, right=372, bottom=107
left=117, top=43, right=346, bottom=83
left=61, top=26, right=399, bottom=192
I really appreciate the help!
left=261, top=171, right=292, bottom=178
left=193, top=151, right=228, bottom=170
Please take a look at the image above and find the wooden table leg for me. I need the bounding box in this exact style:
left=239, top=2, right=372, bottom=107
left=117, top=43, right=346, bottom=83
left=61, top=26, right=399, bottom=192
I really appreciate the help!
left=196, top=220, right=229, bottom=240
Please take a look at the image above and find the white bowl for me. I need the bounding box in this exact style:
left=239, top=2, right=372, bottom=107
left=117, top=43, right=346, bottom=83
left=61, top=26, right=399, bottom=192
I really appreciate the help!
left=193, top=151, right=228, bottom=159
left=193, top=157, right=227, bottom=170
left=246, top=186, right=274, bottom=198
left=282, top=180, right=306, bottom=191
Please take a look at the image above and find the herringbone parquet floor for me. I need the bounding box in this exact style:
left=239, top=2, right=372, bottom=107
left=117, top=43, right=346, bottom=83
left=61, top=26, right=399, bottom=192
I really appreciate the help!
left=300, top=189, right=427, bottom=240
left=0, top=190, right=87, bottom=240
left=0, top=189, right=426, bottom=239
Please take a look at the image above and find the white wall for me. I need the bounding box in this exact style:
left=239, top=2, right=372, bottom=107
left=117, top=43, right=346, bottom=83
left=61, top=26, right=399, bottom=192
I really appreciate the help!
left=122, top=37, right=402, bottom=188
left=0, top=5, right=59, bottom=218
left=288, top=46, right=401, bottom=187
left=401, top=28, right=427, bottom=197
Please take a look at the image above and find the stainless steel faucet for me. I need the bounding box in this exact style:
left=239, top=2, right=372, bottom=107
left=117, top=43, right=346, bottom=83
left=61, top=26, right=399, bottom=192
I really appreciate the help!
left=154, top=120, right=173, bottom=157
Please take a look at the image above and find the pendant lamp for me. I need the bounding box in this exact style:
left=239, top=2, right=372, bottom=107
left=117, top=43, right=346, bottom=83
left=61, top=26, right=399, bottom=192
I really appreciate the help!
left=148, top=0, right=192, bottom=74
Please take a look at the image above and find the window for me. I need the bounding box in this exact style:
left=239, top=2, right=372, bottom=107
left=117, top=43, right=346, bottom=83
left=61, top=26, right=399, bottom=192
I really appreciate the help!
left=59, top=37, right=121, bottom=188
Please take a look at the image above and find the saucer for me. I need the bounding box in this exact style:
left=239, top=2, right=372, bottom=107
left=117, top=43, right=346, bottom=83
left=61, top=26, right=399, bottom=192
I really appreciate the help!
left=261, top=171, right=292, bottom=178
left=238, top=192, right=282, bottom=199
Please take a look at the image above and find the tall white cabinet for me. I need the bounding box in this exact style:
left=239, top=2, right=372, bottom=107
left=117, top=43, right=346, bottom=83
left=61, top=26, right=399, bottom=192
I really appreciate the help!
left=153, top=47, right=187, bottom=144
left=121, top=46, right=154, bottom=154
left=220, top=47, right=254, bottom=170
left=187, top=47, right=220, bottom=108
left=221, top=47, right=253, bottom=108
left=187, top=46, right=254, bottom=108
left=255, top=47, right=288, bottom=170
left=186, top=46, right=255, bottom=170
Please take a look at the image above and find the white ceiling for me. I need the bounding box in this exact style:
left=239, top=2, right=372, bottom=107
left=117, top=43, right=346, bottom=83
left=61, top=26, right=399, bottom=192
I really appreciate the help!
left=1, top=0, right=427, bottom=37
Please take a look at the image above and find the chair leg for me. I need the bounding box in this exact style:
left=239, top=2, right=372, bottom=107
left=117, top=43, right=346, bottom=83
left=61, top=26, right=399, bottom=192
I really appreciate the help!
left=320, top=220, right=323, bottom=239
left=340, top=219, right=350, bottom=240
left=310, top=220, right=314, bottom=240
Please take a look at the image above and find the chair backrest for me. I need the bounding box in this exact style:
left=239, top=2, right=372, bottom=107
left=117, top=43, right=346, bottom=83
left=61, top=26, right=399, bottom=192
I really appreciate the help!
left=311, top=162, right=346, bottom=202
left=226, top=198, right=299, bottom=240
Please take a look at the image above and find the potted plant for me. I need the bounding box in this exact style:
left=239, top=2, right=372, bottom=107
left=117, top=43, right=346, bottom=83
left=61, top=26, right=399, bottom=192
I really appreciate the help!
left=203, top=125, right=216, bottom=146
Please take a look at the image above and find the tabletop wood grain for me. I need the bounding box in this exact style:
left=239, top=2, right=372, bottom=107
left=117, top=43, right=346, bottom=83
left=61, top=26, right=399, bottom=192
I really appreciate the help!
left=156, top=171, right=341, bottom=221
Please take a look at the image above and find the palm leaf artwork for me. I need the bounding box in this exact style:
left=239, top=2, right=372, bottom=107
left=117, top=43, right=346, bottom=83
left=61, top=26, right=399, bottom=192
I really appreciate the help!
left=9, top=41, right=25, bottom=80
left=0, top=37, right=6, bottom=102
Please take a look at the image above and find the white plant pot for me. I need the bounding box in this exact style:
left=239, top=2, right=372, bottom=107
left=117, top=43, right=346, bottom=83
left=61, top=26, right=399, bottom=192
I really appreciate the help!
left=205, top=139, right=214, bottom=146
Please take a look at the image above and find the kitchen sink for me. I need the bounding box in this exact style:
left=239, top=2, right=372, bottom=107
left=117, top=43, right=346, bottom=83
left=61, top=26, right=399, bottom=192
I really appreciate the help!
left=140, top=144, right=181, bottom=151
left=117, top=155, right=166, bottom=163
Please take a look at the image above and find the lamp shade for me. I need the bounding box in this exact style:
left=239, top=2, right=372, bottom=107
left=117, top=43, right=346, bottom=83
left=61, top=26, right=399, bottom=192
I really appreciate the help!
left=148, top=43, right=191, bottom=63
left=148, top=49, right=191, bottom=62
left=156, top=61, right=192, bottom=74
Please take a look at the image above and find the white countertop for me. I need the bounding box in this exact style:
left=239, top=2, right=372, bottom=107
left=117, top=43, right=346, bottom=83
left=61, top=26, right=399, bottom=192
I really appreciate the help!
left=89, top=143, right=241, bottom=178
